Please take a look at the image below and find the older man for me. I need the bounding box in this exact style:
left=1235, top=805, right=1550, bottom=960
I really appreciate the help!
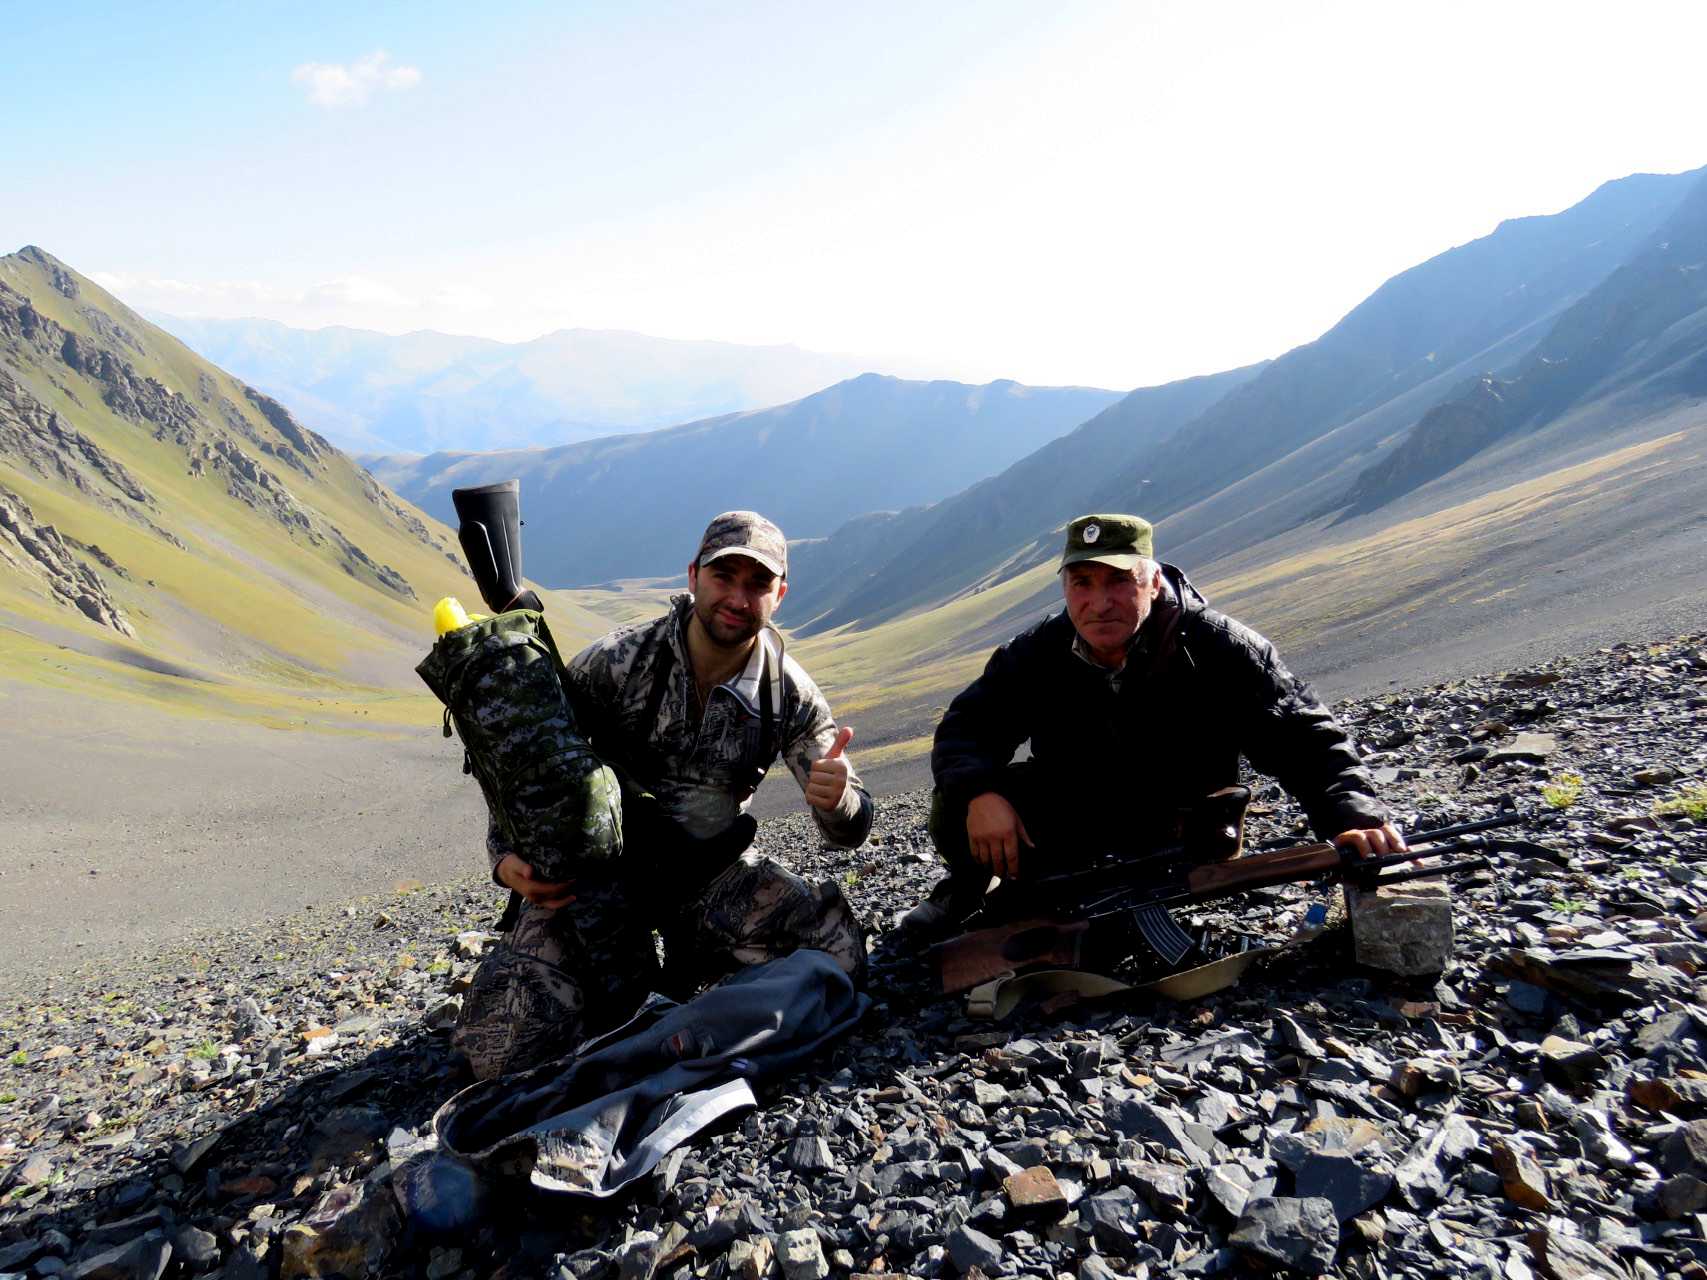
left=456, top=511, right=873, bottom=1079
left=899, top=513, right=1403, bottom=937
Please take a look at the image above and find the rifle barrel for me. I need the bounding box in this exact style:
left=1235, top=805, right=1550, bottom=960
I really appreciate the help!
left=1369, top=855, right=1490, bottom=887
left=1408, top=812, right=1524, bottom=843
left=1357, top=834, right=1493, bottom=871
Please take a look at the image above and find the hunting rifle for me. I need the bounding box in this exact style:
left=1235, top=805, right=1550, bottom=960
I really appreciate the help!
left=931, top=811, right=1524, bottom=995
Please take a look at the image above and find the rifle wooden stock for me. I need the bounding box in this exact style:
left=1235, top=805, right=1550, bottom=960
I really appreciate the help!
left=1185, top=841, right=1343, bottom=895
left=933, top=839, right=1342, bottom=994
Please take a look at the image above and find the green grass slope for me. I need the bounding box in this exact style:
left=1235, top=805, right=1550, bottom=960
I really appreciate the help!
left=0, top=248, right=621, bottom=731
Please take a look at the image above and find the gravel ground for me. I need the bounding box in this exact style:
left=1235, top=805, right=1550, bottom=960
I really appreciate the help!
left=2, top=631, right=1705, bottom=1279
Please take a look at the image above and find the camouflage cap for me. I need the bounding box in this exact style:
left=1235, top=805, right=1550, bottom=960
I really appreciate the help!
left=1059, top=513, right=1154, bottom=571
left=697, top=511, right=788, bottom=579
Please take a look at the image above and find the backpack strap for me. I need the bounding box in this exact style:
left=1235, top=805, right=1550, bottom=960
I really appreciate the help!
left=754, top=625, right=780, bottom=767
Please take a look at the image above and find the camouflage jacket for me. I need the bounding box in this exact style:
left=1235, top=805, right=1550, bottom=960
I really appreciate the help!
left=488, top=595, right=872, bottom=873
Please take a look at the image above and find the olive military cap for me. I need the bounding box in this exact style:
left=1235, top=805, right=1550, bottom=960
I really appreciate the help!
left=1059, top=513, right=1154, bottom=571
left=697, top=510, right=788, bottom=579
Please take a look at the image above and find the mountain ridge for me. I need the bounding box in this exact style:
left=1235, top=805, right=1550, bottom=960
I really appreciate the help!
left=369, top=371, right=1123, bottom=587
left=779, top=164, right=1707, bottom=641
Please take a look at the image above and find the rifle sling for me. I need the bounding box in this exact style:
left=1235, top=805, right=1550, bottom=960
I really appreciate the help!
left=965, top=912, right=1331, bottom=1020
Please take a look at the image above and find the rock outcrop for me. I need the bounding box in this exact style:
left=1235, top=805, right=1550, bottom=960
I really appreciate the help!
left=0, top=370, right=153, bottom=509
left=243, top=386, right=326, bottom=468
left=0, top=484, right=135, bottom=635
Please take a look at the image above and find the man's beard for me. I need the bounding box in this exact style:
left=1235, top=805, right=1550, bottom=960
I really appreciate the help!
left=695, top=596, right=761, bottom=647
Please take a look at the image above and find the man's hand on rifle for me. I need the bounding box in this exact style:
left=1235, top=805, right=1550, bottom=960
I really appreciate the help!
left=967, top=791, right=1033, bottom=880
left=496, top=854, right=578, bottom=908
left=1332, top=822, right=1408, bottom=859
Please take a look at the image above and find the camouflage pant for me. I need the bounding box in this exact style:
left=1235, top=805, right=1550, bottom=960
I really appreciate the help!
left=453, top=853, right=867, bottom=1081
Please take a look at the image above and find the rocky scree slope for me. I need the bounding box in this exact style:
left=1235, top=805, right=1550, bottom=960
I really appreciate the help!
left=2, top=631, right=1706, bottom=1278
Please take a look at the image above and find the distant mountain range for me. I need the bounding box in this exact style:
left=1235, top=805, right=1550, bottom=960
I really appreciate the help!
left=367, top=375, right=1123, bottom=586
left=148, top=315, right=907, bottom=455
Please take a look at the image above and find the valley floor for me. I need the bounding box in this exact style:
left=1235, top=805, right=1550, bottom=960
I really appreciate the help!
left=0, top=691, right=486, bottom=984
left=5, top=570, right=1706, bottom=982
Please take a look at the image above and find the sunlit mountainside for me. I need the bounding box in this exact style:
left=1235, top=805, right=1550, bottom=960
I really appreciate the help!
left=0, top=248, right=626, bottom=732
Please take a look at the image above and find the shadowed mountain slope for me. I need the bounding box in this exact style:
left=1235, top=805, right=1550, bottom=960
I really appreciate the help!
left=1099, top=168, right=1705, bottom=530
left=785, top=362, right=1265, bottom=627
left=1342, top=169, right=1707, bottom=515
left=785, top=165, right=1707, bottom=640
left=370, top=374, right=1121, bottom=587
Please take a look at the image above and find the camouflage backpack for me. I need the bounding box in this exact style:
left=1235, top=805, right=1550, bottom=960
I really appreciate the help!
left=417, top=610, right=622, bottom=882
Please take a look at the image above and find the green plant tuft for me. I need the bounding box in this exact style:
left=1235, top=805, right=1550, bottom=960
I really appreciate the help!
left=1655, top=783, right=1707, bottom=822
left=1541, top=773, right=1584, bottom=809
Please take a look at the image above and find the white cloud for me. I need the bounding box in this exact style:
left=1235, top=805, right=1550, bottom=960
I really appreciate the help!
left=91, top=271, right=426, bottom=322
left=291, top=50, right=422, bottom=109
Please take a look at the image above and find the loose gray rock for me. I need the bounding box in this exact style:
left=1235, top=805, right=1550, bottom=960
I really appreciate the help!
left=785, top=1136, right=838, bottom=1174
left=1229, top=1197, right=1339, bottom=1275
left=778, top=1228, right=829, bottom=1280
left=171, top=1227, right=219, bottom=1273
left=67, top=1234, right=171, bottom=1280
left=1293, top=1152, right=1393, bottom=1222
left=946, top=1225, right=1003, bottom=1274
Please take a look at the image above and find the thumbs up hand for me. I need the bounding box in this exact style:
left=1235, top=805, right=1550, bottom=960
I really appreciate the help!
left=806, top=725, right=855, bottom=812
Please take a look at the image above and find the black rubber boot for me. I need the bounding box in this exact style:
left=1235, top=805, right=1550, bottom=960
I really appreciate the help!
left=892, top=872, right=990, bottom=945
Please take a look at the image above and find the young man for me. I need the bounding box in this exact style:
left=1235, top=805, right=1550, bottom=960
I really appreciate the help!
left=900, top=512, right=1404, bottom=938
left=456, top=511, right=873, bottom=1080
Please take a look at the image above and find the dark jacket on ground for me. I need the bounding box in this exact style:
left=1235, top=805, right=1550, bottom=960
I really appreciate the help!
left=931, top=565, right=1385, bottom=844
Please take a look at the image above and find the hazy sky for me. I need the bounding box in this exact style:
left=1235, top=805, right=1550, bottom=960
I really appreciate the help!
left=7, top=1, right=1705, bottom=389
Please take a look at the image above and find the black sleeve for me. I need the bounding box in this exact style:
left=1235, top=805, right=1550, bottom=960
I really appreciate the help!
left=931, top=638, right=1033, bottom=805
left=1213, top=617, right=1387, bottom=838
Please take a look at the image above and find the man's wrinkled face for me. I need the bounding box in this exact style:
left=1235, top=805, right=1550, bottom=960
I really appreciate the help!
left=1063, top=561, right=1161, bottom=661
left=688, top=554, right=787, bottom=647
